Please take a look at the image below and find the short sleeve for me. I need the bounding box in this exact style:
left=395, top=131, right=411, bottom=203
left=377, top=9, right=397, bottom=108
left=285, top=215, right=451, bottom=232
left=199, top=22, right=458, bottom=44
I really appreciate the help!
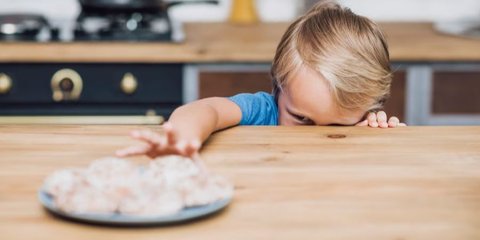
left=228, top=92, right=278, bottom=126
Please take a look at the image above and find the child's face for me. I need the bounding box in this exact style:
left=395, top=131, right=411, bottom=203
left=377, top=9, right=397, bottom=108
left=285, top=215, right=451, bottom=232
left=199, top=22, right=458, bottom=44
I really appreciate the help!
left=278, top=67, right=366, bottom=126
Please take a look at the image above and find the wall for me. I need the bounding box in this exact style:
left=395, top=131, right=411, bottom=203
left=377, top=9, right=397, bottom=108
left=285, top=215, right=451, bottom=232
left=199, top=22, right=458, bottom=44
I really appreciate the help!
left=338, top=0, right=480, bottom=22
left=0, top=0, right=478, bottom=23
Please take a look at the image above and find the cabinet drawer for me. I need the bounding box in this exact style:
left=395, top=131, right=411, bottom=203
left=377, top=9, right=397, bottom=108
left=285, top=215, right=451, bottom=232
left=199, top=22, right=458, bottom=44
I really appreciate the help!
left=0, top=63, right=183, bottom=104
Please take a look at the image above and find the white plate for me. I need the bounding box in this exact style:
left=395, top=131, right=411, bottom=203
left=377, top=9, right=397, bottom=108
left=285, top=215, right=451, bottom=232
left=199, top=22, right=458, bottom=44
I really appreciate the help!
left=38, top=190, right=231, bottom=226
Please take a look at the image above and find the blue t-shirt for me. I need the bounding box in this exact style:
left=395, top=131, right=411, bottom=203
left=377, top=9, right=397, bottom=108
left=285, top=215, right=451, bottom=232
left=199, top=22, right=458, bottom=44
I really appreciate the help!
left=228, top=92, right=279, bottom=126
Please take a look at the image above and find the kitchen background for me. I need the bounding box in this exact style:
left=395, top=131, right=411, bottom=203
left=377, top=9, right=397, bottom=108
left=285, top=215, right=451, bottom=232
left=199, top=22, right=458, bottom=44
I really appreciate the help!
left=1, top=0, right=480, bottom=22
left=0, top=0, right=479, bottom=125
left=0, top=0, right=480, bottom=21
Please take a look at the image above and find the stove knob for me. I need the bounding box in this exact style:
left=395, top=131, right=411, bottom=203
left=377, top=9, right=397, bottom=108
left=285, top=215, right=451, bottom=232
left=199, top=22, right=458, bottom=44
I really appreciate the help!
left=51, top=69, right=83, bottom=102
left=120, top=73, right=138, bottom=95
left=0, top=73, right=12, bottom=95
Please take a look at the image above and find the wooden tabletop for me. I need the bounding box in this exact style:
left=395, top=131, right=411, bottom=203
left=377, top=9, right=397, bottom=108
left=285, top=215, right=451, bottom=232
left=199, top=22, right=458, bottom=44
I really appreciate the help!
left=1, top=125, right=480, bottom=239
left=0, top=22, right=479, bottom=63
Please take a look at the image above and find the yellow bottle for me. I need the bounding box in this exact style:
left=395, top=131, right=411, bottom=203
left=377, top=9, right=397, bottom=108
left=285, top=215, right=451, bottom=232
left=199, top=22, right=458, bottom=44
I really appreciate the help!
left=229, top=0, right=259, bottom=24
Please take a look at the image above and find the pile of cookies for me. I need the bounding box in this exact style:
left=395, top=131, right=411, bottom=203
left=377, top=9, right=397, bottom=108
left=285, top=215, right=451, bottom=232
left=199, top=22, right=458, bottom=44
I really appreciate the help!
left=43, top=156, right=233, bottom=216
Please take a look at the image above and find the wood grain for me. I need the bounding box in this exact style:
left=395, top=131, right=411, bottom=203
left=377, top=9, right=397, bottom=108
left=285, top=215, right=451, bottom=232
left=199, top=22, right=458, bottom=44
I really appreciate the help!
left=0, top=22, right=479, bottom=63
left=1, top=125, right=480, bottom=239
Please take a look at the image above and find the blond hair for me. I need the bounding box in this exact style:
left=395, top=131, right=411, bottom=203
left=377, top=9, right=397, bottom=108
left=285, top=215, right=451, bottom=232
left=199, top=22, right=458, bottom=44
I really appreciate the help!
left=271, top=0, right=392, bottom=112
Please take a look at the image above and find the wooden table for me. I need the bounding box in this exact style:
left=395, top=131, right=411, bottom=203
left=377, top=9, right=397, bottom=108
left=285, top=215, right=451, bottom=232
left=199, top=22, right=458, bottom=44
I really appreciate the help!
left=0, top=22, right=479, bottom=63
left=1, top=125, right=480, bottom=239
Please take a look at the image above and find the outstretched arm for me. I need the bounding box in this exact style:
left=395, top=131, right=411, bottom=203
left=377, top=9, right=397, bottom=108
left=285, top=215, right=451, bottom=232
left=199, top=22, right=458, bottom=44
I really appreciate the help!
left=116, top=97, right=242, bottom=158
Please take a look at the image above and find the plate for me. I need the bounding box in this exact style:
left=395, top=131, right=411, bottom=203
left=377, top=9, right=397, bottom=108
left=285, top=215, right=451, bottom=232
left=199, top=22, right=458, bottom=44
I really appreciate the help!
left=38, top=190, right=231, bottom=226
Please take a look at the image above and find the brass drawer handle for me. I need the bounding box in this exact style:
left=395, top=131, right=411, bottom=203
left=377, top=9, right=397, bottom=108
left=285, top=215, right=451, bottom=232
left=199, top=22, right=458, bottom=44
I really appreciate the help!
left=120, top=73, right=138, bottom=95
left=0, top=73, right=12, bottom=94
left=51, top=69, right=83, bottom=102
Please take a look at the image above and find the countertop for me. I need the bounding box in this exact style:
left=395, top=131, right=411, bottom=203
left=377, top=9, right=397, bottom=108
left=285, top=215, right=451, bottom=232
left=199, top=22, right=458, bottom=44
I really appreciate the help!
left=1, top=125, right=480, bottom=239
left=0, top=22, right=480, bottom=63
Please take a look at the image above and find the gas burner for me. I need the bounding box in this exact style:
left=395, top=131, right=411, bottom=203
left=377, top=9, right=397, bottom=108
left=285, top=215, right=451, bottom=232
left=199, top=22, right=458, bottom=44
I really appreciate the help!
left=0, top=14, right=56, bottom=41
left=74, top=11, right=175, bottom=41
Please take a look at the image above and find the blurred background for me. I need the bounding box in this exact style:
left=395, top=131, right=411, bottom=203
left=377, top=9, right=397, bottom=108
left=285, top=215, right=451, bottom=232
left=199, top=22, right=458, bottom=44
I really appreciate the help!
left=0, top=0, right=479, bottom=125
left=1, top=0, right=479, bottom=22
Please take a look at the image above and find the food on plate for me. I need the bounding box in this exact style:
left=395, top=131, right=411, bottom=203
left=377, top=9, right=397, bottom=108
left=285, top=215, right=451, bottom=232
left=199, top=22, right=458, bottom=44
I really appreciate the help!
left=43, top=156, right=233, bottom=216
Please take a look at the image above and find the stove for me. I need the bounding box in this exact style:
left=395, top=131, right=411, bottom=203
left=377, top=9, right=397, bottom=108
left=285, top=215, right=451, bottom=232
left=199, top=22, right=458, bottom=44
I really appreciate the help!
left=0, top=1, right=222, bottom=123
left=74, top=12, right=174, bottom=41
left=73, top=8, right=183, bottom=42
left=0, top=6, right=185, bottom=42
left=0, top=14, right=54, bottom=41
left=0, top=0, right=219, bottom=43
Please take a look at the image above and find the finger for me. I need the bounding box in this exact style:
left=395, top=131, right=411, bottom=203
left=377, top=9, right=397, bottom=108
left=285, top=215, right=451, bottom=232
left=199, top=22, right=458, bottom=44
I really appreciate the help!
left=175, top=140, right=187, bottom=155
left=115, top=145, right=150, bottom=157
left=355, top=119, right=368, bottom=127
left=132, top=130, right=162, bottom=147
left=376, top=111, right=388, bottom=128
left=367, top=112, right=378, bottom=128
left=163, top=123, right=177, bottom=146
left=184, top=140, right=201, bottom=157
left=146, top=150, right=160, bottom=159
left=388, top=116, right=400, bottom=128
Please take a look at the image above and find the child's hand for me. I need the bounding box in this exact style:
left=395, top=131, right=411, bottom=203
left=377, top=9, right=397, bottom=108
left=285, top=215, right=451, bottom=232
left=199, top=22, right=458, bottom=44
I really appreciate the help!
left=115, top=123, right=201, bottom=159
left=355, top=111, right=407, bottom=128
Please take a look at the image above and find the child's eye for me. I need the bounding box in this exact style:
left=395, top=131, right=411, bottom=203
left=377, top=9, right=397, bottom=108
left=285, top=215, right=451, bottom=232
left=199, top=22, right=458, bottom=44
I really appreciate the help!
left=292, top=113, right=313, bottom=124
left=287, top=109, right=314, bottom=125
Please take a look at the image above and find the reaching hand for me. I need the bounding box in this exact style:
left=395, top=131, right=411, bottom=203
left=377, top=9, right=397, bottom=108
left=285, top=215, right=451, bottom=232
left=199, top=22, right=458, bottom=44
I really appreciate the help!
left=355, top=111, right=407, bottom=128
left=115, top=122, right=201, bottom=159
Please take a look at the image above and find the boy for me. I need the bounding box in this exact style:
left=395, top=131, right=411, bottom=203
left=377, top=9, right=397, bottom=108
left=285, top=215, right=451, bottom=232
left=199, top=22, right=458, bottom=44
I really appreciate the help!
left=116, top=0, right=405, bottom=159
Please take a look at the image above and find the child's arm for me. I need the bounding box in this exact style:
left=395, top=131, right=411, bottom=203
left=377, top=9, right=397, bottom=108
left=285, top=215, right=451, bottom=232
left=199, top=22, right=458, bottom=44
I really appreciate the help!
left=356, top=111, right=407, bottom=128
left=116, top=97, right=242, bottom=158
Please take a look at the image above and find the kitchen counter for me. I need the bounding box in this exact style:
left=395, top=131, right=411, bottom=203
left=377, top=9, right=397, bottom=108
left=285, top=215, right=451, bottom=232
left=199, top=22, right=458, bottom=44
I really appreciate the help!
left=0, top=22, right=480, bottom=63
left=1, top=125, right=480, bottom=239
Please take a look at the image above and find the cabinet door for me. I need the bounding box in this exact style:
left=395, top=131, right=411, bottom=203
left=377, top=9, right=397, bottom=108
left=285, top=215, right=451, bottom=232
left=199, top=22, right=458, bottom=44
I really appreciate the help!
left=433, top=71, right=480, bottom=114
left=199, top=71, right=272, bottom=98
